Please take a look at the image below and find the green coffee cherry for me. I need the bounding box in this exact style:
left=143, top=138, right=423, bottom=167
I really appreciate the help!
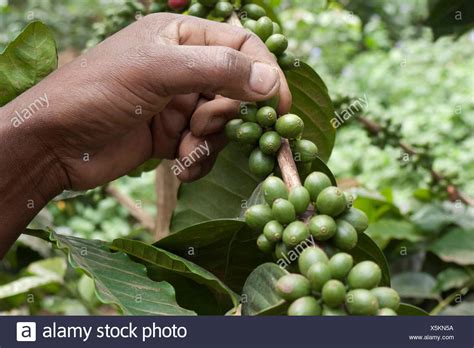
left=307, top=262, right=332, bottom=291
left=225, top=119, right=243, bottom=141
left=241, top=3, right=266, bottom=20
left=262, top=176, right=288, bottom=205
left=304, top=172, right=332, bottom=202
left=272, top=22, right=282, bottom=34
left=275, top=273, right=311, bottom=301
left=239, top=103, right=258, bottom=122
left=259, top=131, right=282, bottom=155
left=333, top=219, right=358, bottom=251
left=288, top=186, right=310, bottom=214
left=275, top=241, right=290, bottom=259
left=244, top=204, right=273, bottom=231
left=254, top=16, right=273, bottom=42
left=371, top=287, right=400, bottom=311
left=278, top=52, right=296, bottom=70
left=256, top=106, right=277, bottom=127
left=298, top=246, right=328, bottom=276
left=198, top=0, right=217, bottom=7
left=256, top=234, right=274, bottom=253
left=308, top=215, right=337, bottom=241
left=265, top=34, right=288, bottom=55
left=287, top=296, right=321, bottom=316
left=272, top=198, right=296, bottom=224
left=340, top=208, right=369, bottom=233
left=328, top=252, right=353, bottom=280
left=263, top=220, right=284, bottom=242
left=275, top=114, right=304, bottom=139
left=345, top=289, right=379, bottom=315
left=316, top=186, right=346, bottom=216
left=348, top=261, right=382, bottom=290
left=322, top=280, right=346, bottom=308
left=378, top=308, right=397, bottom=316
left=248, top=148, right=275, bottom=178
left=322, top=305, right=347, bottom=316
left=282, top=221, right=309, bottom=247
left=243, top=19, right=257, bottom=32
left=236, top=122, right=262, bottom=144
left=214, top=1, right=233, bottom=18
left=188, top=3, right=209, bottom=17
left=257, top=95, right=279, bottom=109
left=293, top=139, right=318, bottom=163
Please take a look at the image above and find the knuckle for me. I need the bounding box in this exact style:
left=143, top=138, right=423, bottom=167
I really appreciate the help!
left=214, top=47, right=242, bottom=75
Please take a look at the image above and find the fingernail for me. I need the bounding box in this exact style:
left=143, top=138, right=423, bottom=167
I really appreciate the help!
left=250, top=62, right=279, bottom=95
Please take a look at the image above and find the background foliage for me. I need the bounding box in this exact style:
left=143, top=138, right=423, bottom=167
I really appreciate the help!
left=1, top=0, right=473, bottom=315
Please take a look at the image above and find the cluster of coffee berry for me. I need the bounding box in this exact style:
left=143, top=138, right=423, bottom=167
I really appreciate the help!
left=226, top=104, right=313, bottom=178
left=245, top=174, right=369, bottom=255
left=188, top=0, right=234, bottom=19
left=276, top=247, right=400, bottom=315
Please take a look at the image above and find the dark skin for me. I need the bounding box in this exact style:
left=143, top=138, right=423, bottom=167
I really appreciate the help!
left=0, top=14, right=292, bottom=257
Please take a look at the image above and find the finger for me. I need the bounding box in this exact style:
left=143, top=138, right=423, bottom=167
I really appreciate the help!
left=151, top=93, right=199, bottom=159
left=168, top=15, right=293, bottom=114
left=190, top=97, right=240, bottom=137
left=176, top=132, right=227, bottom=182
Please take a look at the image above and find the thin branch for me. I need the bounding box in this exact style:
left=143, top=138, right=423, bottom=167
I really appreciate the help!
left=105, top=186, right=155, bottom=231
left=356, top=115, right=474, bottom=206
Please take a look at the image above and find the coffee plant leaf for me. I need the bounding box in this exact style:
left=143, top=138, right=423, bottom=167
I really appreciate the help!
left=349, top=233, right=391, bottom=286
left=171, top=144, right=260, bottom=231
left=241, top=263, right=289, bottom=316
left=429, top=228, right=474, bottom=265
left=365, top=219, right=424, bottom=249
left=26, top=229, right=196, bottom=315
left=397, top=303, right=430, bottom=316
left=0, top=21, right=57, bottom=106
left=0, top=257, right=66, bottom=299
left=392, top=272, right=439, bottom=300
left=111, top=238, right=240, bottom=313
left=156, top=219, right=272, bottom=292
left=435, top=267, right=472, bottom=292
left=286, top=62, right=336, bottom=162
left=425, top=0, right=474, bottom=39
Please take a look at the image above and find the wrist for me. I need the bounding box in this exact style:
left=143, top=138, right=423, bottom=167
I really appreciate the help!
left=0, top=94, right=65, bottom=257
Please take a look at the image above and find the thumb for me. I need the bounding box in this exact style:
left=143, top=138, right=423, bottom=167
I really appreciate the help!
left=136, top=44, right=281, bottom=102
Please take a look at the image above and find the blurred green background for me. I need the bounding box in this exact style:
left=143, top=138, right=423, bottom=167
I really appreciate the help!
left=1, top=0, right=473, bottom=315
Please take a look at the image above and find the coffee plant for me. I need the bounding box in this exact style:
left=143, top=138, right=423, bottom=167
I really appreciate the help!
left=1, top=0, right=441, bottom=316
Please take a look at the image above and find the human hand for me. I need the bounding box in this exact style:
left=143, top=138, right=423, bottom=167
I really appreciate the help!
left=16, top=13, right=291, bottom=192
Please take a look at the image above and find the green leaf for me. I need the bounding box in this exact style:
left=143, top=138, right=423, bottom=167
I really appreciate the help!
left=111, top=238, right=240, bottom=314
left=0, top=21, right=57, bottom=106
left=392, top=272, right=439, bottom=299
left=0, top=257, right=66, bottom=299
left=171, top=144, right=260, bottom=231
left=398, top=303, right=430, bottom=316
left=425, top=0, right=474, bottom=39
left=286, top=62, right=336, bottom=162
left=349, top=233, right=391, bottom=286
left=429, top=228, right=474, bottom=265
left=365, top=219, right=423, bottom=249
left=435, top=267, right=472, bottom=292
left=34, top=229, right=195, bottom=315
left=156, top=219, right=271, bottom=292
left=440, top=301, right=474, bottom=315
left=241, top=263, right=289, bottom=316
left=353, top=191, right=403, bottom=222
